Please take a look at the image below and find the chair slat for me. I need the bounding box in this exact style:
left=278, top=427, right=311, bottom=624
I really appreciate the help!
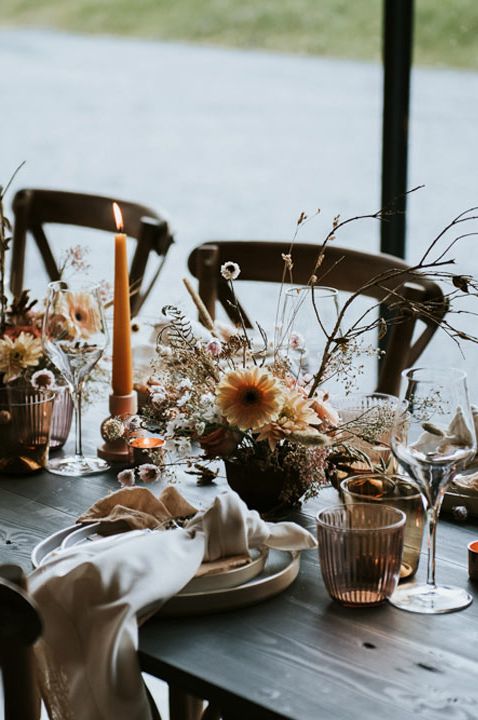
left=10, top=189, right=174, bottom=316
left=188, top=241, right=447, bottom=395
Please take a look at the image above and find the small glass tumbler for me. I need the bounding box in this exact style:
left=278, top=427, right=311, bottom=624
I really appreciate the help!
left=316, top=503, right=405, bottom=607
left=0, top=388, right=55, bottom=474
left=341, top=474, right=425, bottom=580
left=49, top=385, right=74, bottom=451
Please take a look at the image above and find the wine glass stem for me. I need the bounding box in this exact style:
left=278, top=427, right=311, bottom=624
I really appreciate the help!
left=425, top=506, right=438, bottom=588
left=73, top=382, right=84, bottom=459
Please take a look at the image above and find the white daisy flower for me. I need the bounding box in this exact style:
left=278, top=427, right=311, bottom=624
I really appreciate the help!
left=31, top=368, right=57, bottom=390
left=220, top=261, right=241, bottom=281
left=138, top=463, right=160, bottom=483
left=117, top=469, right=135, bottom=487
left=206, top=338, right=222, bottom=356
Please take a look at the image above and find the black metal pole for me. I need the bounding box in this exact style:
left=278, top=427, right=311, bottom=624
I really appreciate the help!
left=380, top=0, right=414, bottom=259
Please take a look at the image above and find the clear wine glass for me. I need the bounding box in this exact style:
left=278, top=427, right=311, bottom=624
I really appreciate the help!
left=276, top=286, right=340, bottom=384
left=389, top=367, right=476, bottom=614
left=42, top=281, right=110, bottom=476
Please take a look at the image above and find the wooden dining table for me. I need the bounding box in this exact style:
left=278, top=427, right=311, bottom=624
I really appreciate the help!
left=1, top=445, right=478, bottom=720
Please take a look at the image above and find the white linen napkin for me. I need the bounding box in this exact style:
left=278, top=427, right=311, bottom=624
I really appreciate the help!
left=29, top=490, right=316, bottom=720
left=411, top=405, right=476, bottom=458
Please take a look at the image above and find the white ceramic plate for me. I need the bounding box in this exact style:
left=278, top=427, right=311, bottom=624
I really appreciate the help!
left=181, top=548, right=268, bottom=593
left=156, top=549, right=300, bottom=618
left=32, top=524, right=269, bottom=592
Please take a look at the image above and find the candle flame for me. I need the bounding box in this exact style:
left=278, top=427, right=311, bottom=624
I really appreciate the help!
left=113, top=202, right=124, bottom=232
left=129, top=437, right=165, bottom=449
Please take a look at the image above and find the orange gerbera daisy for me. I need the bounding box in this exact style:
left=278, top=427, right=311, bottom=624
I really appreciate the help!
left=67, top=292, right=101, bottom=338
left=216, top=367, right=283, bottom=431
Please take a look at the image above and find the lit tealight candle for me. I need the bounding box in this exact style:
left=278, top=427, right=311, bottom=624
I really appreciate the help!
left=112, top=202, right=134, bottom=397
left=129, top=437, right=166, bottom=449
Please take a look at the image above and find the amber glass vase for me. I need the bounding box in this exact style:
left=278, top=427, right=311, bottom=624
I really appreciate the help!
left=0, top=388, right=55, bottom=474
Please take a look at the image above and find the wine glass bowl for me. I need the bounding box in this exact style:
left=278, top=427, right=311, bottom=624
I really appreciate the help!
left=389, top=367, right=476, bottom=614
left=277, top=286, right=340, bottom=380
left=42, top=281, right=110, bottom=476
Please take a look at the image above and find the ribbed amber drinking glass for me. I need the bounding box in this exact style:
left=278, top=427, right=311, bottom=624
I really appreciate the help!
left=341, top=474, right=425, bottom=580
left=0, top=388, right=55, bottom=474
left=316, top=504, right=405, bottom=607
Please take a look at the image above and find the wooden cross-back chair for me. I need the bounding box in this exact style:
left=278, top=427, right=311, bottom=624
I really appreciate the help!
left=187, top=241, right=448, bottom=395
left=10, top=189, right=175, bottom=316
left=0, top=564, right=162, bottom=720
left=0, top=565, right=42, bottom=720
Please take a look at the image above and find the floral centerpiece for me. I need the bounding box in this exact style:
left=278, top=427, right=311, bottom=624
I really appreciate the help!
left=119, top=196, right=478, bottom=514
left=137, top=304, right=340, bottom=511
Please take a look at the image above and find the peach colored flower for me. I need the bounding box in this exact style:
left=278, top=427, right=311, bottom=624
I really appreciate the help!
left=3, top=324, right=41, bottom=340
left=45, top=313, right=77, bottom=341
left=67, top=292, right=101, bottom=337
left=199, top=427, right=241, bottom=458
left=257, top=391, right=320, bottom=450
left=216, top=367, right=283, bottom=431
left=310, top=396, right=340, bottom=427
left=0, top=332, right=43, bottom=383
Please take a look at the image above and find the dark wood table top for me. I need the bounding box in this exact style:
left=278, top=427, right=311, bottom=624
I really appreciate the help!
left=1, top=452, right=478, bottom=720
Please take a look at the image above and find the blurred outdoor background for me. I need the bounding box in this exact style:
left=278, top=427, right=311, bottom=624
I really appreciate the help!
left=3, top=0, right=478, bottom=67
left=1, top=0, right=478, bottom=392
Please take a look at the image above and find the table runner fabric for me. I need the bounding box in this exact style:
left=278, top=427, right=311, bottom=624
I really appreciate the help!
left=29, top=489, right=316, bottom=720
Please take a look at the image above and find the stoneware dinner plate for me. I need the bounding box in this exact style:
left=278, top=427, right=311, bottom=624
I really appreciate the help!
left=31, top=524, right=81, bottom=568
left=156, top=549, right=300, bottom=618
left=31, top=524, right=269, bottom=593
left=31, top=521, right=128, bottom=568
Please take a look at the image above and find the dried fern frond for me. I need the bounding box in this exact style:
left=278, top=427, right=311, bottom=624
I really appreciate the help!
left=160, top=305, right=197, bottom=349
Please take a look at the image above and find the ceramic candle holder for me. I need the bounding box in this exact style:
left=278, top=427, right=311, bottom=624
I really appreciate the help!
left=97, top=390, right=138, bottom=464
left=468, top=540, right=478, bottom=580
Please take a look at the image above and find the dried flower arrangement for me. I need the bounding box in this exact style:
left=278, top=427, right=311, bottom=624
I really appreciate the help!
left=118, top=193, right=478, bottom=510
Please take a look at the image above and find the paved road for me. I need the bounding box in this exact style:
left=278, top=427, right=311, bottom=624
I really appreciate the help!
left=1, top=28, right=478, bottom=395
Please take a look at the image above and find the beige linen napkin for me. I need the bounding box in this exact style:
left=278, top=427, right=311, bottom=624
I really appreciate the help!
left=29, top=490, right=316, bottom=720
left=78, top=486, right=251, bottom=575
left=78, top=485, right=198, bottom=530
left=412, top=405, right=476, bottom=457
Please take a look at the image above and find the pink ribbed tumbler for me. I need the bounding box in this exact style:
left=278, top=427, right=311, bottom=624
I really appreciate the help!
left=316, top=503, right=405, bottom=607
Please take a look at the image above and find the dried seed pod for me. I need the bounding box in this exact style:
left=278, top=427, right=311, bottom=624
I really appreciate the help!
left=451, top=505, right=468, bottom=522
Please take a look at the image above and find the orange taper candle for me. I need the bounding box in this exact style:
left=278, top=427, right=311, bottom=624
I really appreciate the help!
left=112, top=202, right=134, bottom=396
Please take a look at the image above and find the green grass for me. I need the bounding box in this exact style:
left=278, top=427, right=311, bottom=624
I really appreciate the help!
left=1, top=0, right=478, bottom=69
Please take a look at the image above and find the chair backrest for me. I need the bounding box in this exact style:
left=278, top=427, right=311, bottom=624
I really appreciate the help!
left=0, top=564, right=162, bottom=720
left=0, top=565, right=42, bottom=720
left=187, top=241, right=448, bottom=395
left=10, top=189, right=174, bottom=316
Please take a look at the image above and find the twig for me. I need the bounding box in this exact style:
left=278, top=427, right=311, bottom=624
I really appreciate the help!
left=182, top=277, right=216, bottom=333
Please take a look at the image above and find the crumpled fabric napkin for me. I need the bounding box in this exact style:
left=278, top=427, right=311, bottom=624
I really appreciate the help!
left=78, top=485, right=198, bottom=530
left=411, top=405, right=477, bottom=457
left=29, top=490, right=316, bottom=720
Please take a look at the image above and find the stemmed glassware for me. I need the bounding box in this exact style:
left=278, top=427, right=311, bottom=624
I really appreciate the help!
left=390, top=367, right=476, bottom=614
left=42, top=281, right=110, bottom=476
left=276, top=286, right=340, bottom=383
